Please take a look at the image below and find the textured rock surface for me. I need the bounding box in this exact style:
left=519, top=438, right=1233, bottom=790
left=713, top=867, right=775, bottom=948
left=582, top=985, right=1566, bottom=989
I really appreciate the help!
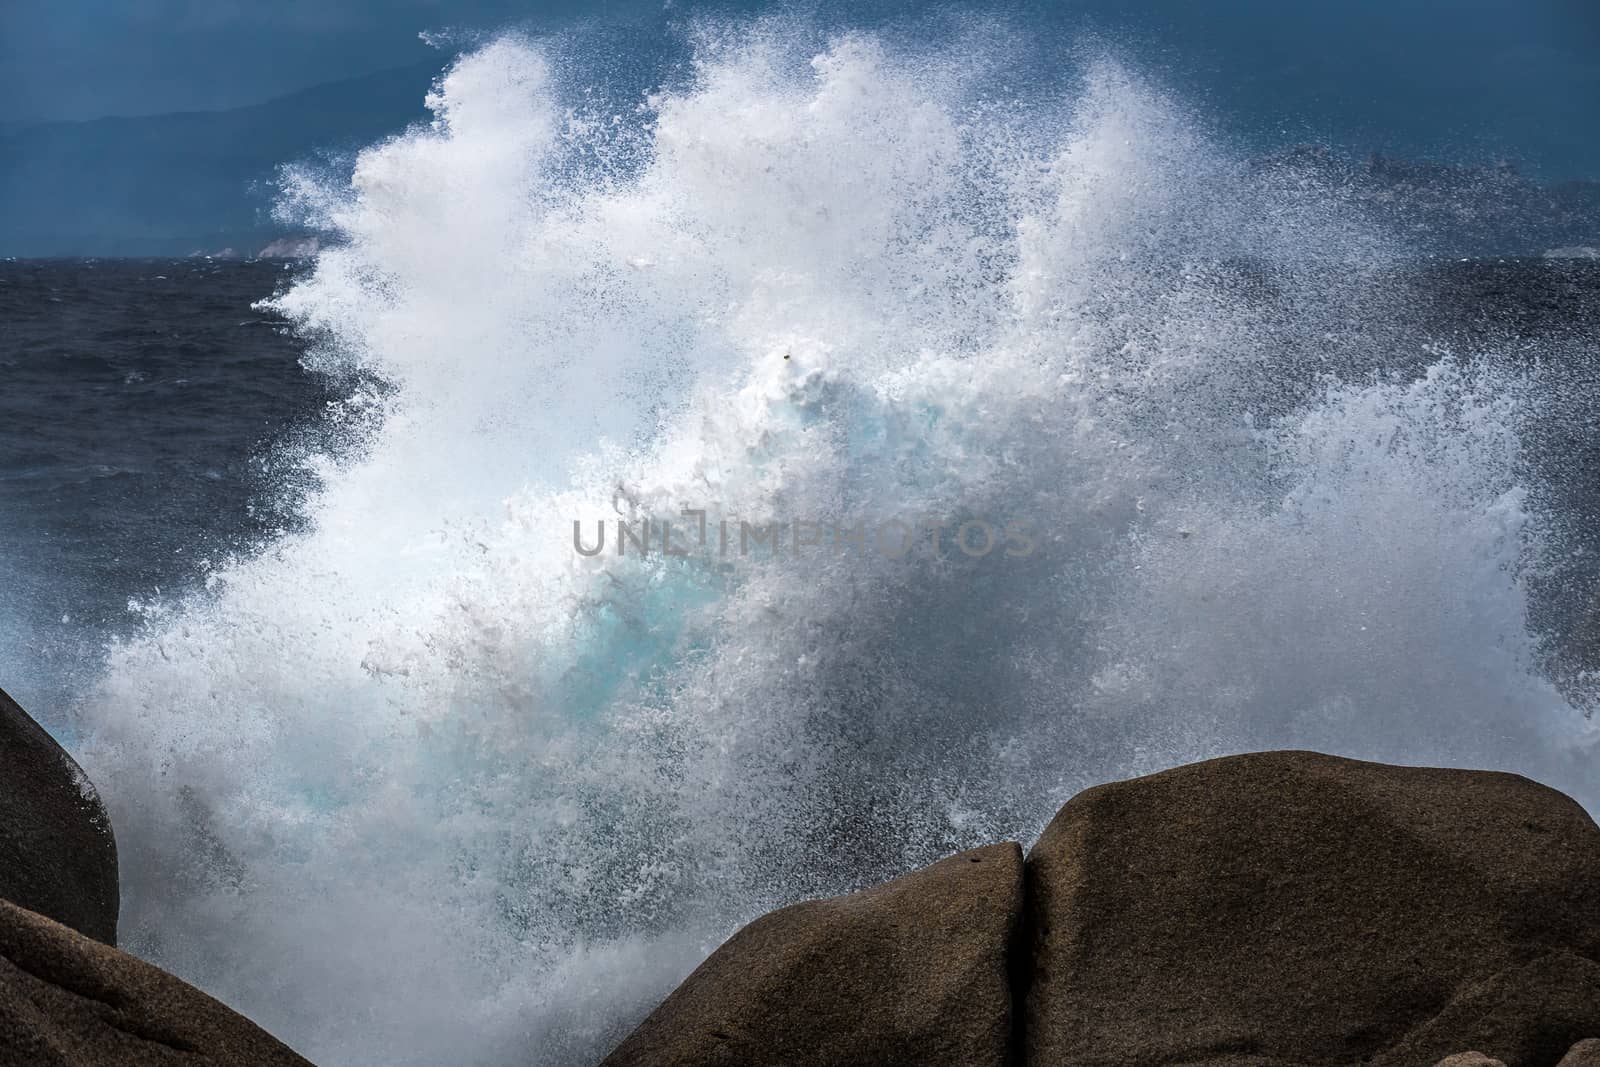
left=0, top=897, right=313, bottom=1066
left=601, top=843, right=1023, bottom=1067
left=1435, top=1055, right=1507, bottom=1067
left=1559, top=1040, right=1600, bottom=1066
left=1023, top=750, right=1600, bottom=1067
left=1373, top=951, right=1600, bottom=1067
left=0, top=686, right=118, bottom=944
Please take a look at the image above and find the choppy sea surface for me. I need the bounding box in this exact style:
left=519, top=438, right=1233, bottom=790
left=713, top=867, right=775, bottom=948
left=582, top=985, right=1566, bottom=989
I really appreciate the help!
left=3, top=28, right=1600, bottom=1067
left=0, top=259, right=341, bottom=711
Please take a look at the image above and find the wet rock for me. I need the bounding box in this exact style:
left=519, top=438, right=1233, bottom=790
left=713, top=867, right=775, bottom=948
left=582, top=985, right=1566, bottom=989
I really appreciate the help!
left=601, top=843, right=1023, bottom=1067
left=0, top=897, right=313, bottom=1065
left=1023, top=750, right=1600, bottom=1067
left=0, top=686, right=118, bottom=944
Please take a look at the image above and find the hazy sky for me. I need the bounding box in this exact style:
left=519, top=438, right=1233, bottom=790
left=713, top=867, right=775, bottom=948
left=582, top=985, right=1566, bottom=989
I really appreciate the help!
left=4, top=0, right=1598, bottom=177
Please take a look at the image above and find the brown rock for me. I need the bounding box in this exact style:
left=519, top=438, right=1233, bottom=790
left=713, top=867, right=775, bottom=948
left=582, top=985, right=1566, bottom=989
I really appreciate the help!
left=0, top=897, right=313, bottom=1065
left=1559, top=1039, right=1600, bottom=1067
left=601, top=843, right=1024, bottom=1067
left=0, top=686, right=118, bottom=944
left=1023, top=750, right=1600, bottom=1067
left=1374, top=951, right=1600, bottom=1067
left=1434, top=1055, right=1507, bottom=1067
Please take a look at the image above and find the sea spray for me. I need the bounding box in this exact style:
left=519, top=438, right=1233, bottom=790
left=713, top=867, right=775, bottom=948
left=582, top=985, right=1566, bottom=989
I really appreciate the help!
left=78, top=23, right=1596, bottom=1067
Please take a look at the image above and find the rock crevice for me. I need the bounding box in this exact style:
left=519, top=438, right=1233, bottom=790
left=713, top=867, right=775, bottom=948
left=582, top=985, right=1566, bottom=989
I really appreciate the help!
left=605, top=750, right=1600, bottom=1067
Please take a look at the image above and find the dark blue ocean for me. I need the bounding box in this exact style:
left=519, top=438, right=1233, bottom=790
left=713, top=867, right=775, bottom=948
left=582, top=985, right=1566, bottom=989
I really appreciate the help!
left=0, top=259, right=342, bottom=717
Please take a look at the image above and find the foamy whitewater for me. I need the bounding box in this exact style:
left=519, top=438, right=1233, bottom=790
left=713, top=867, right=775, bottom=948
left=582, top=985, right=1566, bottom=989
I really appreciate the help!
left=73, top=23, right=1597, bottom=1067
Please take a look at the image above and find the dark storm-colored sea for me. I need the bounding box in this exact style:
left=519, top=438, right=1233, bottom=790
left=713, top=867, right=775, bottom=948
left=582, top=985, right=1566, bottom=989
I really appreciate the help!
left=0, top=259, right=342, bottom=716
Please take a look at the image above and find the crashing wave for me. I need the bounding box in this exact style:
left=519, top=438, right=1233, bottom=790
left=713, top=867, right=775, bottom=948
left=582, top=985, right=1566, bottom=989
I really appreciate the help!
left=75, top=25, right=1597, bottom=1067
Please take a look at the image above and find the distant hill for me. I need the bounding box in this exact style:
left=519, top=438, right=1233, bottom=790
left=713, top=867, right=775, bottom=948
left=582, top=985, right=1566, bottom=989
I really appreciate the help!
left=0, top=63, right=439, bottom=258
left=4, top=58, right=1595, bottom=261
